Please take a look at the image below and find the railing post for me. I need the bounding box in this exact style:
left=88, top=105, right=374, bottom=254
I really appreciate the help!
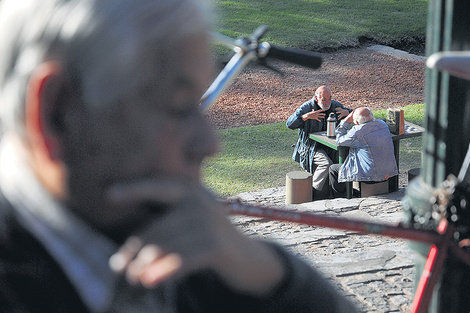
left=403, top=0, right=470, bottom=312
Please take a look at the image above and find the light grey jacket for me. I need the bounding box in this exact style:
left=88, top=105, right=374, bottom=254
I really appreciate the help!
left=336, top=119, right=398, bottom=182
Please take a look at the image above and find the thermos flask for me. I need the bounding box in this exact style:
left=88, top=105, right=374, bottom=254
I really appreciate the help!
left=326, top=112, right=337, bottom=138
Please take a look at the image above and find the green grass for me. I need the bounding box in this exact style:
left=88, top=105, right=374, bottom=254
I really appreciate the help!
left=202, top=104, right=425, bottom=197
left=374, top=103, right=425, bottom=127
left=202, top=123, right=300, bottom=196
left=211, top=0, right=428, bottom=51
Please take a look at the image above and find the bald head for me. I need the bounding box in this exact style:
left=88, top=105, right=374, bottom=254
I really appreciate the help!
left=353, top=107, right=374, bottom=124
left=314, top=85, right=332, bottom=110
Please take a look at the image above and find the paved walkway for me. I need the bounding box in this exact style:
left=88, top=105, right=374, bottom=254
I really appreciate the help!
left=229, top=187, right=418, bottom=313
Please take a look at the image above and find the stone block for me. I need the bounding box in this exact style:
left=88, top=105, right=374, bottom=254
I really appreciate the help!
left=285, top=171, right=312, bottom=204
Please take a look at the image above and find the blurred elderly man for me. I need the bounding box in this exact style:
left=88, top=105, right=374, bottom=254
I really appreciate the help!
left=287, top=85, right=351, bottom=199
left=329, top=107, right=398, bottom=197
left=0, top=0, right=358, bottom=312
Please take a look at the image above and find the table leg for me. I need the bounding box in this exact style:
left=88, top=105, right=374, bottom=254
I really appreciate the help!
left=338, top=146, right=354, bottom=199
left=390, top=140, right=400, bottom=192
left=338, top=146, right=349, bottom=163
left=346, top=182, right=353, bottom=199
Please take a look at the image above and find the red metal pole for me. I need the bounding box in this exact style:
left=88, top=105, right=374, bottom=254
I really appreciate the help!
left=410, top=220, right=452, bottom=313
left=227, top=200, right=441, bottom=244
left=411, top=245, right=439, bottom=313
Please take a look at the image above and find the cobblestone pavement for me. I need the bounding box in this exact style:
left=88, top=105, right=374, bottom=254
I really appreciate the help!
left=229, top=187, right=418, bottom=313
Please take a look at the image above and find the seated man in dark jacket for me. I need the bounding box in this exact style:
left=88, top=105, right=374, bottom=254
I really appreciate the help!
left=329, top=107, right=398, bottom=197
left=287, top=86, right=351, bottom=199
left=0, top=0, right=359, bottom=312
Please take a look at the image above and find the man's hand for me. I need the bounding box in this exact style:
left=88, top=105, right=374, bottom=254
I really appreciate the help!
left=302, top=109, right=325, bottom=122
left=335, top=108, right=350, bottom=119
left=107, top=179, right=284, bottom=296
left=343, top=110, right=355, bottom=123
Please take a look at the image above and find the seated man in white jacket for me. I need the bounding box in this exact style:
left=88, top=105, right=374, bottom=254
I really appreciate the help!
left=329, top=107, right=398, bottom=198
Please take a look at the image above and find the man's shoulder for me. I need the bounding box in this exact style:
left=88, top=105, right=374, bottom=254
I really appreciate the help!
left=0, top=196, right=44, bottom=261
left=351, top=119, right=386, bottom=132
left=361, top=119, right=387, bottom=127
left=374, top=118, right=388, bottom=126
left=373, top=119, right=392, bottom=132
left=295, top=100, right=316, bottom=113
left=361, top=119, right=392, bottom=137
left=301, top=99, right=314, bottom=107
left=331, top=100, right=341, bottom=105
left=0, top=208, right=34, bottom=256
left=331, top=100, right=346, bottom=109
left=0, top=194, right=14, bottom=244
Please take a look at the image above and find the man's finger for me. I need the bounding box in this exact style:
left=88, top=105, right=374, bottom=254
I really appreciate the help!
left=139, top=253, right=183, bottom=287
left=125, top=244, right=165, bottom=285
left=109, top=236, right=143, bottom=274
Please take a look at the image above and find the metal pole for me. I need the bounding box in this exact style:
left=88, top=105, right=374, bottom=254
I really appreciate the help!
left=403, top=0, right=470, bottom=311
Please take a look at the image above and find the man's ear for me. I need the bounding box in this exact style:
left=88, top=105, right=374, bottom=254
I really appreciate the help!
left=25, top=62, right=67, bottom=161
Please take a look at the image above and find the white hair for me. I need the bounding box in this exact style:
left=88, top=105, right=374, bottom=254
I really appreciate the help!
left=0, top=0, right=211, bottom=137
left=353, top=107, right=374, bottom=124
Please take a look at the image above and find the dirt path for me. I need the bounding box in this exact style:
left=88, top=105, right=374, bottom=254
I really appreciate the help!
left=206, top=47, right=426, bottom=129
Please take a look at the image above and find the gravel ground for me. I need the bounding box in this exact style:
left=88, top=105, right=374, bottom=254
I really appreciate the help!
left=206, top=47, right=425, bottom=130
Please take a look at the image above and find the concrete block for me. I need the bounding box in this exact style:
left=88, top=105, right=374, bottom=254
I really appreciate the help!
left=285, top=171, right=312, bottom=204
left=359, top=180, right=389, bottom=197
left=408, top=168, right=421, bottom=183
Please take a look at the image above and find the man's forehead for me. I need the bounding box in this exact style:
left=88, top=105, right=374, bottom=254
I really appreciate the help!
left=318, top=91, right=331, bottom=98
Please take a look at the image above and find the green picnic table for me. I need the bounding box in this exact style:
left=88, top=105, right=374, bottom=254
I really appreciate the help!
left=309, top=121, right=425, bottom=199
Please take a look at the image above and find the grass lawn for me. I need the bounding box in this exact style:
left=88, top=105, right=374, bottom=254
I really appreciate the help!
left=211, top=0, right=428, bottom=51
left=203, top=104, right=425, bottom=197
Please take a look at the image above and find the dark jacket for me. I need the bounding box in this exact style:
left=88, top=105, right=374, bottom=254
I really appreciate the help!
left=0, top=191, right=358, bottom=313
